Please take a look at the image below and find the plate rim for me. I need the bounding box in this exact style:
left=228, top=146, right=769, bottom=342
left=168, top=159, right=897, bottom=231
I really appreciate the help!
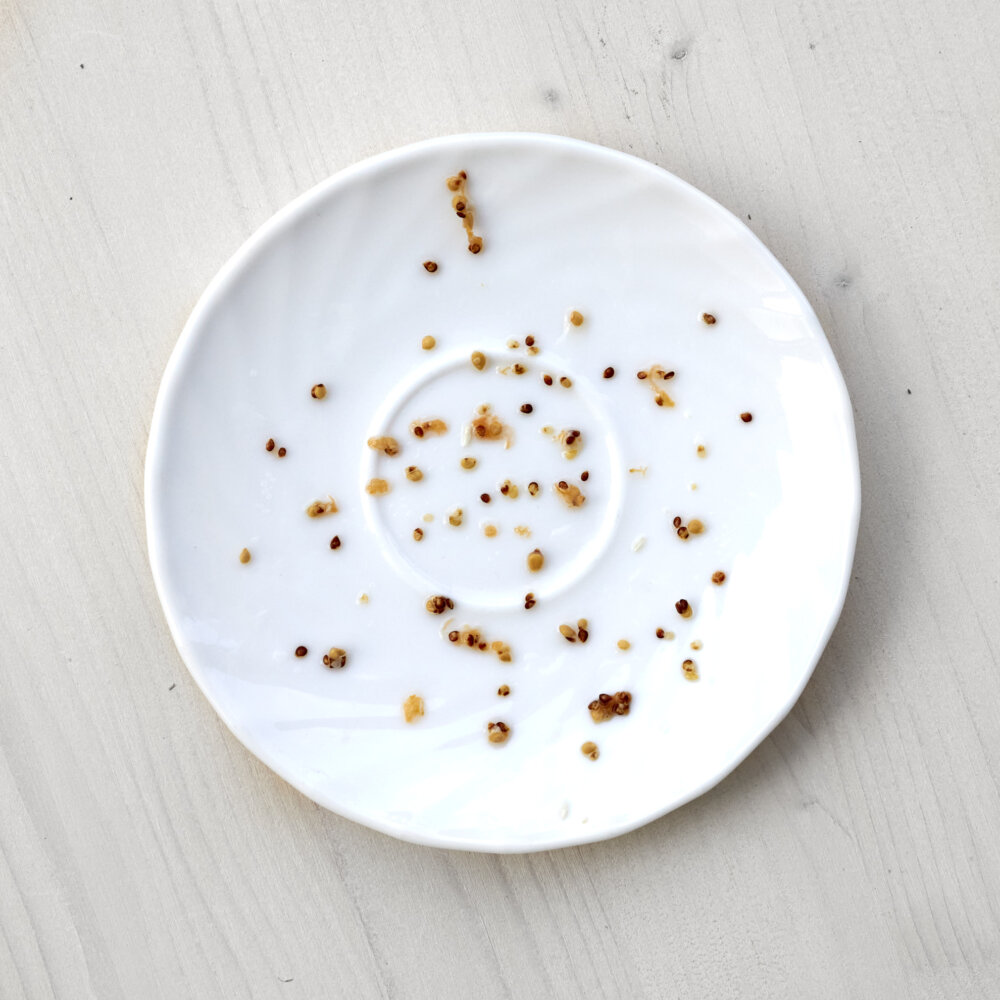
left=144, top=131, right=861, bottom=852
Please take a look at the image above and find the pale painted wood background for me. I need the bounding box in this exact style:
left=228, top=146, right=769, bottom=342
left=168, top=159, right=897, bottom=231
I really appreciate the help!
left=2, top=0, right=998, bottom=996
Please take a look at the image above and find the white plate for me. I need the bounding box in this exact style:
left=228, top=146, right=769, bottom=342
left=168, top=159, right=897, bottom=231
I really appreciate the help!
left=146, top=133, right=859, bottom=852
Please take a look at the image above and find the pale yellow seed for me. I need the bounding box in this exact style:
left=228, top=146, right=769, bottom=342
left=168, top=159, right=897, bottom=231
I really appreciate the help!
left=617, top=639, right=631, bottom=651
left=690, top=640, right=703, bottom=650
left=506, top=338, right=520, bottom=349
left=358, top=593, right=369, bottom=605
left=663, top=630, right=676, bottom=640
left=688, top=519, right=705, bottom=534
left=412, top=528, right=424, bottom=541
left=448, top=508, right=464, bottom=527
left=559, top=624, right=577, bottom=641
left=403, top=694, right=424, bottom=723
left=365, top=477, right=390, bottom=495
left=471, top=350, right=486, bottom=371
left=460, top=456, right=477, bottom=470
left=559, top=376, right=572, bottom=388
left=569, top=310, right=584, bottom=327
left=421, top=335, right=436, bottom=350
left=422, top=513, right=434, bottom=523
left=366, top=436, right=400, bottom=456
left=696, top=444, right=707, bottom=457
left=239, top=547, right=251, bottom=564
left=527, top=548, right=544, bottom=572
left=682, top=659, right=699, bottom=681
left=581, top=741, right=599, bottom=760
left=405, top=465, right=423, bottom=482
left=311, top=383, right=327, bottom=399
left=514, top=525, right=531, bottom=537
left=484, top=523, right=498, bottom=538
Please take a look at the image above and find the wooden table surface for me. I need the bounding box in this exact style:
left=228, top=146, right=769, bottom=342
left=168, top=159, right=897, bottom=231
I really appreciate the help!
left=2, top=0, right=998, bottom=996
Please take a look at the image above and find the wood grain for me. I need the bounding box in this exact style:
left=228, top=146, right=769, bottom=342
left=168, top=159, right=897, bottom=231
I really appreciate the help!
left=1, top=0, right=998, bottom=996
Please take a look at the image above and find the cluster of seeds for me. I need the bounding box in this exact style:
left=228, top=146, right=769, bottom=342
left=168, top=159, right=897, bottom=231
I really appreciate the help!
left=655, top=628, right=675, bottom=640
left=322, top=648, right=348, bottom=669
left=446, top=626, right=512, bottom=662
left=559, top=619, right=589, bottom=643
left=497, top=684, right=510, bottom=697
left=682, top=659, right=699, bottom=681
left=445, top=171, right=483, bottom=254
left=411, top=418, right=448, bottom=438
left=671, top=515, right=705, bottom=540
left=675, top=599, right=693, bottom=619
left=468, top=404, right=511, bottom=446
left=554, top=480, right=586, bottom=508
left=499, top=479, right=519, bottom=498
left=523, top=592, right=536, bottom=610
left=425, top=595, right=455, bottom=615
left=497, top=362, right=528, bottom=376
left=265, top=438, right=287, bottom=457
left=588, top=691, right=632, bottom=723
left=637, top=366, right=676, bottom=408
left=447, top=508, right=463, bottom=527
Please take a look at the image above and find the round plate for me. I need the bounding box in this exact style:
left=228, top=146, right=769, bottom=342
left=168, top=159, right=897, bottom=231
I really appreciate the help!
left=146, top=133, right=859, bottom=852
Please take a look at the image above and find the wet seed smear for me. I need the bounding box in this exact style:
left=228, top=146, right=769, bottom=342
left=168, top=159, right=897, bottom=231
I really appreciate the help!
left=446, top=171, right=483, bottom=253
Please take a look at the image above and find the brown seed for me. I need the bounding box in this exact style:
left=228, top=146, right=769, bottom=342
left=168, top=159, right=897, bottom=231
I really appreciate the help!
left=672, top=516, right=682, bottom=528
left=294, top=646, right=307, bottom=658
left=675, top=599, right=692, bottom=619
left=617, top=639, right=631, bottom=651
left=425, top=595, right=455, bottom=615
left=421, top=335, right=436, bottom=350
left=423, top=260, right=438, bottom=273
left=701, top=312, right=716, bottom=325
left=498, top=685, right=511, bottom=697
left=405, top=465, right=423, bottom=482
left=559, top=376, right=572, bottom=388
left=688, top=519, right=705, bottom=534
left=520, top=403, right=533, bottom=413
left=637, top=370, right=648, bottom=380
left=580, top=470, right=589, bottom=482
left=329, top=536, right=341, bottom=550
left=412, top=527, right=424, bottom=541
left=447, top=508, right=464, bottom=527
left=559, top=624, right=577, bottom=642
left=471, top=351, right=487, bottom=370
left=682, top=659, right=699, bottom=681
left=740, top=412, right=753, bottom=423
left=469, top=238, right=483, bottom=254
left=460, top=456, right=477, bottom=470
left=413, top=426, right=424, bottom=437
left=480, top=493, right=491, bottom=503
left=311, top=383, right=327, bottom=399
left=712, top=571, right=726, bottom=585
left=527, top=481, right=539, bottom=496
left=265, top=438, right=275, bottom=451
left=656, top=628, right=665, bottom=639
left=525, top=335, right=535, bottom=347
left=581, top=741, right=599, bottom=760
left=448, top=630, right=459, bottom=642
left=323, top=647, right=348, bottom=669
left=365, top=478, right=390, bottom=496
left=403, top=694, right=424, bottom=722
left=577, top=628, right=589, bottom=643
left=677, top=526, right=690, bottom=540
left=239, top=547, right=251, bottom=564
left=487, top=721, right=511, bottom=744
left=603, top=367, right=615, bottom=379
left=543, top=374, right=553, bottom=386
left=277, top=447, right=287, bottom=457
left=569, top=310, right=584, bottom=326
left=527, top=548, right=544, bottom=572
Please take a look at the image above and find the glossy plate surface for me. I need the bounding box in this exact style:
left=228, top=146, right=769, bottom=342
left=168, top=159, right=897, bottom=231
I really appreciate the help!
left=146, top=133, right=860, bottom=851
